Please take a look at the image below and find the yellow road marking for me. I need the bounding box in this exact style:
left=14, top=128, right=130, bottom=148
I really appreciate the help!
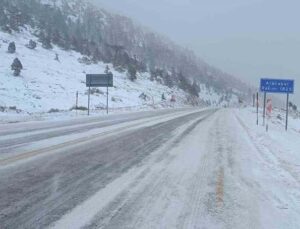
left=216, top=167, right=224, bottom=207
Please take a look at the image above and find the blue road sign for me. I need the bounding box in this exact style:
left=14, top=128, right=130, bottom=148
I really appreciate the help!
left=260, top=78, right=294, bottom=94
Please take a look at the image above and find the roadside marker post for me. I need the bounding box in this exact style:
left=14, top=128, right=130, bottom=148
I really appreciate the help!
left=266, top=98, right=272, bottom=132
left=260, top=78, right=295, bottom=131
left=76, top=91, right=79, bottom=116
left=76, top=91, right=78, bottom=109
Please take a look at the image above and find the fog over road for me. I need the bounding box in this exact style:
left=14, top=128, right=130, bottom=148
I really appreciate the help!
left=1, top=108, right=300, bottom=229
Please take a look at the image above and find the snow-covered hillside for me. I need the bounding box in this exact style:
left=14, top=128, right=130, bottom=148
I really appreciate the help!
left=0, top=28, right=234, bottom=118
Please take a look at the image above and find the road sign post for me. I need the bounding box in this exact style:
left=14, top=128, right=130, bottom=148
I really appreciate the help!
left=266, top=98, right=272, bottom=132
left=286, top=93, right=289, bottom=131
left=256, top=92, right=259, bottom=126
left=260, top=78, right=294, bottom=131
left=86, top=73, right=113, bottom=116
left=263, top=92, right=266, bottom=126
left=88, top=87, right=91, bottom=116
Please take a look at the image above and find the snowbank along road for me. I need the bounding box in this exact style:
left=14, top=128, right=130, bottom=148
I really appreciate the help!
left=1, top=108, right=300, bottom=229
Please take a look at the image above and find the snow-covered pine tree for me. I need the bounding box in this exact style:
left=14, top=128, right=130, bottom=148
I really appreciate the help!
left=26, top=40, right=37, bottom=49
left=39, top=31, right=53, bottom=49
left=0, top=5, right=9, bottom=29
left=92, top=47, right=101, bottom=62
left=54, top=53, right=59, bottom=61
left=190, top=80, right=200, bottom=97
left=42, top=36, right=53, bottom=49
left=7, top=5, right=21, bottom=31
left=178, top=71, right=189, bottom=91
left=150, top=68, right=157, bottom=81
left=128, top=64, right=137, bottom=81
left=11, top=58, right=23, bottom=76
left=105, top=65, right=110, bottom=74
left=8, top=42, right=16, bottom=53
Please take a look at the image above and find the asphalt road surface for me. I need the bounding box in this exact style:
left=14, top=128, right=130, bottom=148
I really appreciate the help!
left=0, top=108, right=215, bottom=229
left=2, top=108, right=300, bottom=229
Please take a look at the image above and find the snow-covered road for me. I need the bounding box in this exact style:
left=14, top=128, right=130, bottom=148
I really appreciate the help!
left=1, top=108, right=300, bottom=229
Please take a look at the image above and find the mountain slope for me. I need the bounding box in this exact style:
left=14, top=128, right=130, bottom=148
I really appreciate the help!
left=0, top=29, right=232, bottom=114
left=0, top=0, right=244, bottom=114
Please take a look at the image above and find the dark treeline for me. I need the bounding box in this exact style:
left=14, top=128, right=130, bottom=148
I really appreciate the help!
left=0, top=0, right=248, bottom=97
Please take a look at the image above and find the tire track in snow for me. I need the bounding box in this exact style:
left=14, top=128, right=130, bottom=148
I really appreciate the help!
left=177, top=112, right=227, bottom=229
left=179, top=109, right=261, bottom=229
left=59, top=112, right=215, bottom=229
left=1, top=110, right=212, bottom=229
left=0, top=110, right=198, bottom=167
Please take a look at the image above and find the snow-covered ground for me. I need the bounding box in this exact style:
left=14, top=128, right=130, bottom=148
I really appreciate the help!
left=0, top=29, right=233, bottom=123
left=233, top=107, right=300, bottom=228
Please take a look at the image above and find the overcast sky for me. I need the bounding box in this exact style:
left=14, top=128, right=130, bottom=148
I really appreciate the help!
left=93, top=0, right=300, bottom=106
